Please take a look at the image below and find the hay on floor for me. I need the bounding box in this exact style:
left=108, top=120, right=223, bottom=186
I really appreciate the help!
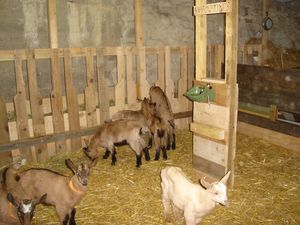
left=20, top=130, right=299, bottom=225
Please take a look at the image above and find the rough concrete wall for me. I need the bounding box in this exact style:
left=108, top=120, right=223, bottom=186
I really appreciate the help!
left=0, top=0, right=299, bottom=101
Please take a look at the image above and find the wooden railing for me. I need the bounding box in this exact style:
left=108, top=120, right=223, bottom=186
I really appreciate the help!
left=0, top=46, right=194, bottom=166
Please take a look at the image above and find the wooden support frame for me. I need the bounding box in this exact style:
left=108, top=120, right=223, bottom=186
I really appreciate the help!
left=193, top=0, right=238, bottom=184
left=48, top=0, right=58, bottom=48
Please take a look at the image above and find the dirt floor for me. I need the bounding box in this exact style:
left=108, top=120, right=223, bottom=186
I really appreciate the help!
left=23, top=130, right=299, bottom=225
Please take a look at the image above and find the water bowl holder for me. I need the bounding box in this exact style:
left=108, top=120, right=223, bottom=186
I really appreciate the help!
left=184, top=83, right=216, bottom=103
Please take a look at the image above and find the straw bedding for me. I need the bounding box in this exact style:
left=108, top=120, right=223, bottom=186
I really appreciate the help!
left=22, top=130, right=299, bottom=225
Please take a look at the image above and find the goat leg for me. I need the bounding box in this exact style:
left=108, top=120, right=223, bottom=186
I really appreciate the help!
left=171, top=133, right=176, bottom=150
left=154, top=148, right=160, bottom=160
left=143, top=148, right=151, bottom=161
left=162, top=147, right=168, bottom=160
left=103, top=149, right=111, bottom=159
left=69, top=208, right=76, bottom=225
left=111, top=149, right=117, bottom=165
left=136, top=154, right=142, bottom=167
left=62, top=214, right=70, bottom=225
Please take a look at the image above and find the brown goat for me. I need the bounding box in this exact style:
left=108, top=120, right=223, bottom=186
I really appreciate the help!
left=0, top=163, right=46, bottom=225
left=83, top=119, right=152, bottom=167
left=149, top=86, right=176, bottom=150
left=111, top=98, right=168, bottom=160
left=17, top=159, right=96, bottom=225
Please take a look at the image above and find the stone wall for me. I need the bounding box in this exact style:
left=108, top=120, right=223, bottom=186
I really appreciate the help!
left=0, top=0, right=299, bottom=101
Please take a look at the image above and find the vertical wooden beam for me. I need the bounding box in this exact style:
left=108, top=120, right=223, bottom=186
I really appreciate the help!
left=165, top=46, right=174, bottom=105
left=115, top=47, right=126, bottom=110
left=225, top=0, right=238, bottom=186
left=187, top=48, right=194, bottom=111
left=195, top=0, right=207, bottom=80
left=14, top=50, right=33, bottom=162
left=262, top=0, right=270, bottom=60
left=48, top=0, right=58, bottom=48
left=135, top=0, right=144, bottom=47
left=156, top=47, right=165, bottom=89
left=50, top=49, right=66, bottom=153
left=137, top=47, right=149, bottom=99
left=85, top=48, right=97, bottom=127
left=126, top=47, right=137, bottom=105
left=0, top=97, right=12, bottom=167
left=27, top=49, right=48, bottom=161
left=64, top=49, right=81, bottom=150
left=97, top=48, right=110, bottom=124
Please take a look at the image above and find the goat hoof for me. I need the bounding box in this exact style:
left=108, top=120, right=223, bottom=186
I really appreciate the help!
left=172, top=144, right=176, bottom=150
left=145, top=157, right=150, bottom=161
left=163, top=156, right=168, bottom=160
left=154, top=157, right=159, bottom=161
left=166, top=145, right=170, bottom=150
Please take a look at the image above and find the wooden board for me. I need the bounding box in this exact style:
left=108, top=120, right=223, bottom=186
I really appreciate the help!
left=135, top=0, right=144, bottom=46
left=64, top=48, right=81, bottom=150
left=50, top=49, right=66, bottom=153
left=137, top=47, right=149, bottom=98
left=165, top=46, right=174, bottom=105
left=13, top=50, right=33, bottom=162
left=190, top=122, right=225, bottom=142
left=97, top=48, right=110, bottom=124
left=0, top=97, right=12, bottom=167
left=238, top=121, right=300, bottom=155
left=125, top=47, right=137, bottom=105
left=156, top=47, right=165, bottom=89
left=48, top=0, right=58, bottom=48
left=84, top=48, right=97, bottom=127
left=27, top=49, right=48, bottom=161
left=115, top=47, right=126, bottom=111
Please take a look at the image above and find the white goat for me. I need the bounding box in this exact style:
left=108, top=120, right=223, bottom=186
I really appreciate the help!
left=160, top=166, right=231, bottom=225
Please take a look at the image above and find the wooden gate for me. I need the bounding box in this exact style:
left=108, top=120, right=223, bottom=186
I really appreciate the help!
left=191, top=0, right=238, bottom=184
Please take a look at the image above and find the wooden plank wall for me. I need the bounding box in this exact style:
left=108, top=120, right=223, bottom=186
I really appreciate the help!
left=0, top=46, right=194, bottom=164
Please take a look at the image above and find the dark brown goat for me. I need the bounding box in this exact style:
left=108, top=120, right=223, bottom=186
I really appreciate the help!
left=111, top=98, right=168, bottom=160
left=83, top=119, right=152, bottom=167
left=149, top=86, right=176, bottom=150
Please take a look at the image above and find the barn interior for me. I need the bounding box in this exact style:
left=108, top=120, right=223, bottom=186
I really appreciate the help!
left=0, top=0, right=299, bottom=224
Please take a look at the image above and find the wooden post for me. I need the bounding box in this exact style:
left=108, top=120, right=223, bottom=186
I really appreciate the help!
left=64, top=49, right=81, bottom=150
left=192, top=0, right=238, bottom=186
left=262, top=0, right=270, bottom=63
left=14, top=50, right=34, bottom=162
left=48, top=0, right=58, bottom=48
left=135, top=0, right=144, bottom=47
left=0, top=97, right=12, bottom=167
left=27, top=49, right=48, bottom=161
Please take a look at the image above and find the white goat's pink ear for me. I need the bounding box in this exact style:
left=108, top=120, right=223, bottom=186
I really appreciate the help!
left=220, top=171, right=231, bottom=185
left=199, top=176, right=211, bottom=189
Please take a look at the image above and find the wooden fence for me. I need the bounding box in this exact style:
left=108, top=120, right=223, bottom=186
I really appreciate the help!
left=0, top=46, right=194, bottom=166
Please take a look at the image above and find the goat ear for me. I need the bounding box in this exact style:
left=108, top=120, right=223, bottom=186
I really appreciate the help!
left=199, top=177, right=211, bottom=189
left=219, top=171, right=231, bottom=185
left=83, top=139, right=89, bottom=147
left=7, top=193, right=19, bottom=208
left=65, top=159, right=76, bottom=174
left=35, top=193, right=47, bottom=205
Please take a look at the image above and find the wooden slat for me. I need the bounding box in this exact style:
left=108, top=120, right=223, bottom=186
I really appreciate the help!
left=97, top=48, right=110, bottom=124
left=50, top=49, right=66, bottom=153
left=193, top=1, right=231, bottom=15
left=194, top=135, right=227, bottom=166
left=84, top=48, right=97, bottom=127
left=138, top=47, right=149, bottom=98
left=193, top=80, right=230, bottom=107
left=190, top=122, right=225, bottom=142
left=48, top=0, right=58, bottom=48
left=64, top=48, right=81, bottom=150
left=27, top=49, right=48, bottom=161
left=193, top=154, right=226, bottom=179
left=0, top=97, right=12, bottom=166
left=187, top=47, right=194, bottom=111
left=195, top=0, right=207, bottom=80
left=156, top=47, right=165, bottom=89
left=13, top=50, right=33, bottom=161
left=165, top=46, right=174, bottom=104
left=115, top=47, right=126, bottom=110
left=135, top=0, right=144, bottom=46
left=126, top=47, right=137, bottom=105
